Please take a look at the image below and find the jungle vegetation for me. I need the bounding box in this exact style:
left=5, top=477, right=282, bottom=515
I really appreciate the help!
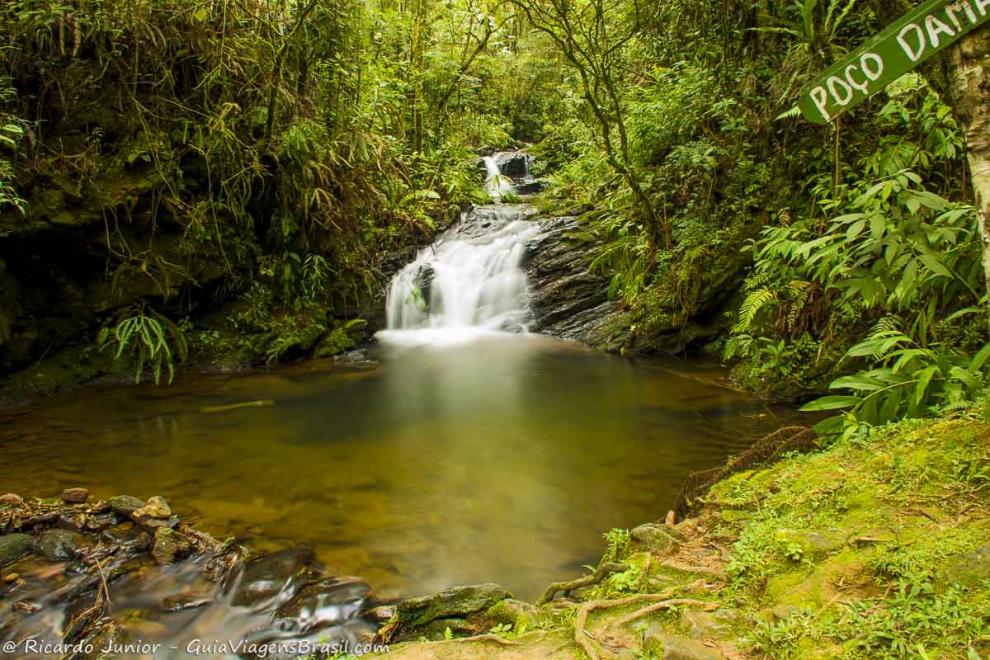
left=1, top=0, right=989, bottom=439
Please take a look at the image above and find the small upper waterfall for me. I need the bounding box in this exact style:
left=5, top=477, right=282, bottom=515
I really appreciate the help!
left=483, top=156, right=514, bottom=200
left=383, top=205, right=539, bottom=338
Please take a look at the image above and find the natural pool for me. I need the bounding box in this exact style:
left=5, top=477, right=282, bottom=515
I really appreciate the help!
left=0, top=333, right=790, bottom=601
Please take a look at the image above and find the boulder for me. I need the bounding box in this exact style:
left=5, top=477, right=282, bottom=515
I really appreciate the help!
left=495, top=152, right=530, bottom=177
left=0, top=533, right=34, bottom=566
left=514, top=178, right=547, bottom=195
left=35, top=529, right=82, bottom=561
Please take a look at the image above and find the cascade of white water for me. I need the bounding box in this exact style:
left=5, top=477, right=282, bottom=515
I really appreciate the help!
left=483, top=156, right=514, bottom=201
left=383, top=205, right=539, bottom=337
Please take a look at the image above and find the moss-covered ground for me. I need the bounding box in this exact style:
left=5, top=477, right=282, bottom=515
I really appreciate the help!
left=376, top=414, right=990, bottom=658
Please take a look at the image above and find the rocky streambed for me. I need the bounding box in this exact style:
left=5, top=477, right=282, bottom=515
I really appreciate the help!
left=0, top=490, right=543, bottom=658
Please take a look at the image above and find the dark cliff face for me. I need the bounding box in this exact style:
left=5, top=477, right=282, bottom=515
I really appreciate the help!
left=524, top=214, right=740, bottom=355
left=524, top=215, right=622, bottom=343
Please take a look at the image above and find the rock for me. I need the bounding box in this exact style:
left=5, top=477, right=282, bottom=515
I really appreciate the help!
left=773, top=529, right=845, bottom=560
left=161, top=594, right=212, bottom=612
left=514, top=178, right=547, bottom=195
left=35, top=529, right=82, bottom=561
left=60, top=488, right=89, bottom=504
left=231, top=548, right=315, bottom=607
left=151, top=527, right=181, bottom=565
left=943, top=541, right=990, bottom=588
left=487, top=598, right=537, bottom=626
left=133, top=495, right=171, bottom=520
left=413, top=264, right=435, bottom=309
left=108, top=495, right=146, bottom=516
left=378, top=583, right=513, bottom=643
left=525, top=215, right=623, bottom=344
left=364, top=604, right=397, bottom=623
left=681, top=608, right=738, bottom=640
left=0, top=533, right=34, bottom=566
left=274, top=577, right=371, bottom=633
left=631, top=524, right=679, bottom=555
left=0, top=493, right=24, bottom=506
left=495, top=152, right=530, bottom=177
left=645, top=627, right=724, bottom=660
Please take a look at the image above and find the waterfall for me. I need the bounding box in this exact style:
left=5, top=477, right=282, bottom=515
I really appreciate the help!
left=381, top=205, right=539, bottom=340
left=483, top=156, right=514, bottom=201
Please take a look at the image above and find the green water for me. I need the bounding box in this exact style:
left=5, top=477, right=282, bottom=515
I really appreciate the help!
left=0, top=334, right=790, bottom=600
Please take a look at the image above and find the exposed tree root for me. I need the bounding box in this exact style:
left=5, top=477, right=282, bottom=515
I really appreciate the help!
left=538, top=562, right=629, bottom=605
left=572, top=580, right=708, bottom=660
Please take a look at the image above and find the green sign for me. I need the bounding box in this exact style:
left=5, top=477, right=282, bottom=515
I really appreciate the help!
left=799, top=0, right=990, bottom=124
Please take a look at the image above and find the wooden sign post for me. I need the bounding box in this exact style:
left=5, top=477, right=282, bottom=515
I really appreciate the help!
left=799, top=0, right=990, bottom=124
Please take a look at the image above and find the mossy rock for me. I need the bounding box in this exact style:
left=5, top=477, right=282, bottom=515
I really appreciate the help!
left=379, top=583, right=512, bottom=643
left=0, top=533, right=34, bottom=566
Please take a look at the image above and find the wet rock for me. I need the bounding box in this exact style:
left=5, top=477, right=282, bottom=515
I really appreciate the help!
left=363, top=604, right=397, bottom=623
left=133, top=495, right=171, bottom=520
left=631, top=524, right=680, bottom=555
left=645, top=627, right=724, bottom=659
left=83, top=513, right=117, bottom=532
left=108, top=495, right=145, bottom=516
left=413, top=264, right=435, bottom=308
left=35, top=529, right=82, bottom=561
left=377, top=583, right=513, bottom=643
left=514, top=178, right=547, bottom=195
left=162, top=594, right=212, bottom=612
left=151, top=527, right=182, bottom=565
left=0, top=493, right=24, bottom=507
left=231, top=548, right=315, bottom=608
left=274, top=577, right=370, bottom=633
left=0, top=533, right=34, bottom=566
left=60, top=488, right=89, bottom=504
left=495, top=152, right=530, bottom=177
left=525, top=215, right=623, bottom=344
left=943, top=541, right=990, bottom=588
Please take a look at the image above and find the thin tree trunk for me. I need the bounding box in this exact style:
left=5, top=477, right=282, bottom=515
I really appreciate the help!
left=947, top=29, right=990, bottom=325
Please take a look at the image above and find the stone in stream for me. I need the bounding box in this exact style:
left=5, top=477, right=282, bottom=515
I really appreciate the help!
left=231, top=548, right=316, bottom=608
left=60, top=487, right=89, bottom=504
left=274, top=577, right=371, bottom=633
left=495, top=152, right=530, bottom=177
left=108, top=495, right=146, bottom=516
left=161, top=593, right=212, bottom=612
left=35, top=529, right=82, bottom=561
left=0, top=533, right=35, bottom=566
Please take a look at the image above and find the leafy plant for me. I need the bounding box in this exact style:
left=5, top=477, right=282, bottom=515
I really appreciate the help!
left=98, top=310, right=188, bottom=384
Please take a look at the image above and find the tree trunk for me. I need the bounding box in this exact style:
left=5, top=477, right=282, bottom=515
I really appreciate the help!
left=947, top=29, right=990, bottom=322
